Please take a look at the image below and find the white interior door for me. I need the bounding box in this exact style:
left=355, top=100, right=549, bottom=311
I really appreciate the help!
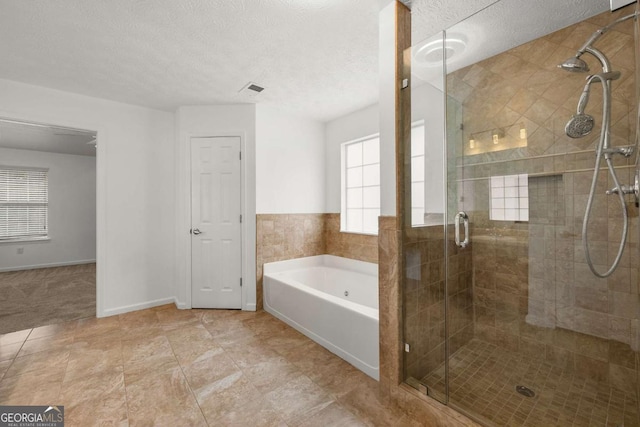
left=191, top=136, right=242, bottom=309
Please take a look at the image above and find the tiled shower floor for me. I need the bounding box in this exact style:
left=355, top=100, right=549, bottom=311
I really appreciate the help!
left=421, top=339, right=639, bottom=427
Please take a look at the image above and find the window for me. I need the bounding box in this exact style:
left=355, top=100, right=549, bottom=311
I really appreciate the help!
left=410, top=120, right=445, bottom=227
left=490, top=174, right=529, bottom=221
left=0, top=168, right=49, bottom=240
left=341, top=136, right=380, bottom=234
left=410, top=123, right=425, bottom=226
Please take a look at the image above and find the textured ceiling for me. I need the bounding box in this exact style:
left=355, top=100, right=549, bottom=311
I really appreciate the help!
left=410, top=0, right=610, bottom=86
left=0, top=120, right=97, bottom=157
left=0, top=0, right=380, bottom=122
left=411, top=0, right=610, bottom=45
left=0, top=0, right=614, bottom=123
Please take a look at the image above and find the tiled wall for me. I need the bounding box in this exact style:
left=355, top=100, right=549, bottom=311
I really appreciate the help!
left=380, top=216, right=477, bottom=426
left=378, top=216, right=401, bottom=389
left=325, top=213, right=378, bottom=264
left=256, top=214, right=325, bottom=310
left=403, top=224, right=474, bottom=385
left=256, top=213, right=379, bottom=310
left=446, top=6, right=639, bottom=392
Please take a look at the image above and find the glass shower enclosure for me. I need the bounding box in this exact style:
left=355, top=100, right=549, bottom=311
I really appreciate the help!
left=403, top=0, right=640, bottom=425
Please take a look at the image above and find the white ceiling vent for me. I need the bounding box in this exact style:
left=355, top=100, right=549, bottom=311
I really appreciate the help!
left=239, top=82, right=265, bottom=97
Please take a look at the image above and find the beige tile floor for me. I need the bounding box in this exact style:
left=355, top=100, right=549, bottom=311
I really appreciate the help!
left=0, top=305, right=429, bottom=426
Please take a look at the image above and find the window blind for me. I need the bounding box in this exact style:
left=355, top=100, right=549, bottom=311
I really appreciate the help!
left=0, top=168, right=48, bottom=239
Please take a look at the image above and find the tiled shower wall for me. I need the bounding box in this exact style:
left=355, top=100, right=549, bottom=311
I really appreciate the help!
left=403, top=224, right=474, bottom=382
left=447, top=6, right=639, bottom=392
left=256, top=213, right=378, bottom=310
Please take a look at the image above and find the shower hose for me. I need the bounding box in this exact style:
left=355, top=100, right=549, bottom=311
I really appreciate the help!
left=582, top=74, right=628, bottom=278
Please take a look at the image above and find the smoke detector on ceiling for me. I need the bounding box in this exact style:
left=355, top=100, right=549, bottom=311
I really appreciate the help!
left=239, top=82, right=265, bottom=98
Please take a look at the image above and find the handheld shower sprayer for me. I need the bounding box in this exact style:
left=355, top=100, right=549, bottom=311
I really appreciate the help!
left=565, top=71, right=620, bottom=139
left=557, top=12, right=638, bottom=278
left=576, top=81, right=592, bottom=114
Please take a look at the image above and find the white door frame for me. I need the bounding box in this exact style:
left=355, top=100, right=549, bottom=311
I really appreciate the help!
left=178, top=131, right=255, bottom=311
left=0, top=109, right=106, bottom=317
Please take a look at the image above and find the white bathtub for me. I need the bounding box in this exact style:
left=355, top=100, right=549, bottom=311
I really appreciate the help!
left=263, top=255, right=379, bottom=380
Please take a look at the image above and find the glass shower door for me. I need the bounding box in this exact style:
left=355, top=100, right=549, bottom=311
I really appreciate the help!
left=440, top=1, right=640, bottom=425
left=402, top=30, right=449, bottom=404
left=404, top=1, right=640, bottom=426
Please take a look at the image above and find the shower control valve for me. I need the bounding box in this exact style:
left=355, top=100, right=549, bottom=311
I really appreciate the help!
left=603, top=146, right=634, bottom=157
left=606, top=184, right=636, bottom=196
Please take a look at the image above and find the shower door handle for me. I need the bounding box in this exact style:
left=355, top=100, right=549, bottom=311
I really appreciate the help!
left=635, top=168, right=640, bottom=208
left=454, top=212, right=469, bottom=248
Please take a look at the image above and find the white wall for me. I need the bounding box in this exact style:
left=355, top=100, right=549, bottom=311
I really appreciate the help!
left=379, top=1, right=397, bottom=216
left=256, top=105, right=325, bottom=214
left=0, top=148, right=96, bottom=271
left=0, top=78, right=176, bottom=317
left=414, top=83, right=445, bottom=216
left=176, top=105, right=257, bottom=311
left=176, top=104, right=323, bottom=310
left=325, top=104, right=379, bottom=213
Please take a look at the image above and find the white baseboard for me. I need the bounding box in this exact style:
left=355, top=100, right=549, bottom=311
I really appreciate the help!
left=101, top=297, right=176, bottom=317
left=0, top=259, right=96, bottom=273
left=174, top=301, right=256, bottom=311
left=175, top=298, right=188, bottom=310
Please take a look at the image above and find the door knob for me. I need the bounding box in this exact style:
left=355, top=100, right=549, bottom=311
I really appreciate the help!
left=192, top=228, right=202, bottom=235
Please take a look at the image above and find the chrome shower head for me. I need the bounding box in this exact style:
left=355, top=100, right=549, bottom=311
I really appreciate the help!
left=563, top=13, right=638, bottom=73
left=565, top=113, right=595, bottom=138
left=558, top=56, right=590, bottom=73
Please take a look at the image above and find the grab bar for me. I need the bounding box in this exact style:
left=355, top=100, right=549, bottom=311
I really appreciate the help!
left=454, top=211, right=469, bottom=248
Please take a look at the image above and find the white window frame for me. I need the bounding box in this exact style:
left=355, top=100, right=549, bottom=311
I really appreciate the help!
left=340, top=134, right=380, bottom=235
left=0, top=166, right=50, bottom=243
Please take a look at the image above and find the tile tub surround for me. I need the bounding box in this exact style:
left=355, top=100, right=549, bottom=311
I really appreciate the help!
left=325, top=213, right=379, bottom=264
left=0, top=304, right=476, bottom=426
left=378, top=215, right=402, bottom=391
left=256, top=213, right=379, bottom=310
left=256, top=214, right=325, bottom=310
